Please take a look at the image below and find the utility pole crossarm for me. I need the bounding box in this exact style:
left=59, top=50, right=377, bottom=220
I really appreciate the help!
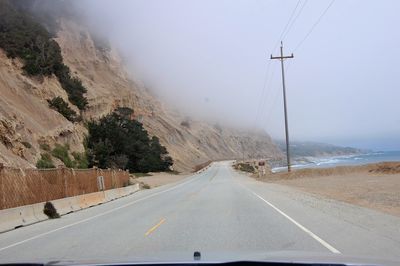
left=270, top=42, right=294, bottom=172
left=270, top=54, right=294, bottom=60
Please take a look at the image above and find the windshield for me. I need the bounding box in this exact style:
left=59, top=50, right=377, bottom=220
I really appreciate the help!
left=0, top=0, right=399, bottom=265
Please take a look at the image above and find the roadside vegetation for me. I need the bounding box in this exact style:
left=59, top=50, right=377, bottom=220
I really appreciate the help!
left=0, top=1, right=88, bottom=110
left=39, top=143, right=51, bottom=151
left=43, top=202, right=60, bottom=219
left=21, top=141, right=32, bottom=148
left=36, top=144, right=88, bottom=169
left=51, top=144, right=88, bottom=169
left=86, top=107, right=173, bottom=173
left=47, top=97, right=78, bottom=122
left=36, top=153, right=55, bottom=169
left=34, top=108, right=173, bottom=172
left=234, top=162, right=256, bottom=173
left=51, top=144, right=74, bottom=168
left=133, top=173, right=153, bottom=177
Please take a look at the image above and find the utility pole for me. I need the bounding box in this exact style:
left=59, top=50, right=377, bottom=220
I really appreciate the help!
left=240, top=140, right=245, bottom=162
left=270, top=41, right=294, bottom=172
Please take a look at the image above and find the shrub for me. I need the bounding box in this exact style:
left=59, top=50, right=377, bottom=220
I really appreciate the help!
left=36, top=153, right=55, bottom=169
left=51, top=144, right=74, bottom=168
left=21, top=141, right=32, bottom=148
left=48, top=97, right=78, bottom=122
left=133, top=172, right=152, bottom=177
left=236, top=162, right=255, bottom=173
left=141, top=183, right=151, bottom=189
left=169, top=170, right=180, bottom=175
left=39, top=143, right=51, bottom=151
left=180, top=120, right=190, bottom=128
left=71, top=151, right=88, bottom=169
left=43, top=202, right=60, bottom=219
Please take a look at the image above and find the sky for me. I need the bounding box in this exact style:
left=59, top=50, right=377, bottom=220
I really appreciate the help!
left=78, top=0, right=400, bottom=151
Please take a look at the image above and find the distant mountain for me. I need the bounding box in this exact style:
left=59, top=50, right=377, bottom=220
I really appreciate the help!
left=275, top=140, right=363, bottom=158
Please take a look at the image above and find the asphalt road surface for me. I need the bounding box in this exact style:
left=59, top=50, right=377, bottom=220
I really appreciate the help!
left=0, top=161, right=400, bottom=263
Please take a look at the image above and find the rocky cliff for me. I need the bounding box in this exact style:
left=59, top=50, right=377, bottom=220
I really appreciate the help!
left=0, top=17, right=283, bottom=171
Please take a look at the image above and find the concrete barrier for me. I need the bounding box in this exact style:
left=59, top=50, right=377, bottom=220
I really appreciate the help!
left=0, top=203, right=48, bottom=233
left=52, top=198, right=75, bottom=216
left=18, top=204, right=38, bottom=226
left=31, top=202, right=48, bottom=222
left=0, top=207, right=24, bottom=232
left=128, top=184, right=140, bottom=194
left=104, top=188, right=119, bottom=201
left=76, top=194, right=87, bottom=209
left=68, top=196, right=82, bottom=212
left=81, top=191, right=106, bottom=208
left=0, top=184, right=140, bottom=233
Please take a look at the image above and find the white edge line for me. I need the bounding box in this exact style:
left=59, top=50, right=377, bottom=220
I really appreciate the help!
left=0, top=172, right=204, bottom=252
left=238, top=182, right=341, bottom=254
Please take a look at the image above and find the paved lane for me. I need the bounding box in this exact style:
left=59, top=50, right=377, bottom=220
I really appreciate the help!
left=0, top=161, right=399, bottom=262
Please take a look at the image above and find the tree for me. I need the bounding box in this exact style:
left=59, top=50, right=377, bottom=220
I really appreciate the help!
left=47, top=97, right=78, bottom=122
left=86, top=108, right=173, bottom=172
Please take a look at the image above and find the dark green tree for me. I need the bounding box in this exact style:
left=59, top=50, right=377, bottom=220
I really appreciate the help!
left=86, top=108, right=173, bottom=172
left=47, top=97, right=78, bottom=122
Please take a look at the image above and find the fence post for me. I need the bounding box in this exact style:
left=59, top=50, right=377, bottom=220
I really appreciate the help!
left=61, top=166, right=67, bottom=198
left=0, top=163, right=3, bottom=209
left=111, top=169, right=115, bottom=189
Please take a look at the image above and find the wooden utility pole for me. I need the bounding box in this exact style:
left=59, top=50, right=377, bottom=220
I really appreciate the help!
left=270, top=42, right=294, bottom=172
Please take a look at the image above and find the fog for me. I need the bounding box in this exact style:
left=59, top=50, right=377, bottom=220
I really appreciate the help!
left=77, top=0, right=400, bottom=150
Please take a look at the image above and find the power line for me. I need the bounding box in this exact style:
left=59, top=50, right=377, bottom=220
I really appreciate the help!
left=264, top=69, right=280, bottom=127
left=281, top=0, right=309, bottom=41
left=293, top=0, right=336, bottom=52
left=260, top=64, right=278, bottom=120
left=252, top=60, right=272, bottom=129
left=271, top=0, right=302, bottom=54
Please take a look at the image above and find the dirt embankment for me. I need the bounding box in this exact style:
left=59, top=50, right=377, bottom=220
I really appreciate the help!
left=255, top=162, right=400, bottom=217
left=133, top=172, right=191, bottom=189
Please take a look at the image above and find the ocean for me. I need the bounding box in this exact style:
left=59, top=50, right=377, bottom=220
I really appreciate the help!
left=272, top=150, right=400, bottom=173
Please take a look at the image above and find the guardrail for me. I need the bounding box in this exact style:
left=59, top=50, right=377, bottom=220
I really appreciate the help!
left=0, top=184, right=139, bottom=233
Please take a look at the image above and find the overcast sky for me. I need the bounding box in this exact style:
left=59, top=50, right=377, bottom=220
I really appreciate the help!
left=78, top=0, right=400, bottom=151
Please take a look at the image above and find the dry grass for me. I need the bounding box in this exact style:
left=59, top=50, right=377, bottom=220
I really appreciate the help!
left=258, top=162, right=400, bottom=217
left=260, top=161, right=400, bottom=181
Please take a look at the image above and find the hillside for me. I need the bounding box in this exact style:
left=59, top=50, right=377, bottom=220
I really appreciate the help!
left=0, top=2, right=283, bottom=171
left=275, top=140, right=362, bottom=158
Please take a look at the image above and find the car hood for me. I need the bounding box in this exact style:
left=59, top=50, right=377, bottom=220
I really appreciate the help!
left=6, top=251, right=399, bottom=266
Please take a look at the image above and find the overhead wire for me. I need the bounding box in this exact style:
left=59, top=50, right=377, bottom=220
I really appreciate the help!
left=264, top=0, right=336, bottom=129
left=271, top=0, right=302, bottom=54
left=293, top=0, right=336, bottom=52
left=281, top=0, right=309, bottom=41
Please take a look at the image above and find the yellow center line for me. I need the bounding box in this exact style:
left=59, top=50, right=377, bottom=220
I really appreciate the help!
left=145, top=218, right=166, bottom=236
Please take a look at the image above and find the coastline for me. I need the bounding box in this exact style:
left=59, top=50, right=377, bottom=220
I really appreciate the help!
left=271, top=150, right=400, bottom=172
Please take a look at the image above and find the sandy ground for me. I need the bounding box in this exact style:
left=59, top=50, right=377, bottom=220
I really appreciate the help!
left=133, top=172, right=191, bottom=188
left=255, top=162, right=400, bottom=217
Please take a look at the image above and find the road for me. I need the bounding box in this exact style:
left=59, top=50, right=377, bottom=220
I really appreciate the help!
left=0, top=161, right=400, bottom=263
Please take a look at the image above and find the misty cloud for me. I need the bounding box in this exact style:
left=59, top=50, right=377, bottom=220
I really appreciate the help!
left=76, top=0, right=400, bottom=150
